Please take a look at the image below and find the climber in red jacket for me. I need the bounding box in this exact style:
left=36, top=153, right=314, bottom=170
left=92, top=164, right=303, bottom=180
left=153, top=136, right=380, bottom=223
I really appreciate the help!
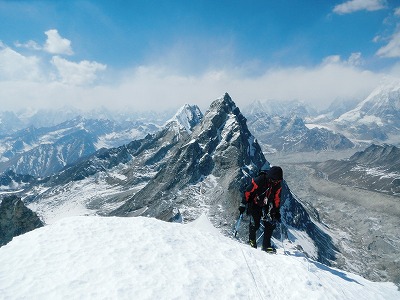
left=239, top=166, right=283, bottom=253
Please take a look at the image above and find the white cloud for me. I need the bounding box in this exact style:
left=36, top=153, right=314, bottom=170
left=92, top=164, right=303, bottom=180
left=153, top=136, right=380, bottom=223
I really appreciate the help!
left=51, top=56, right=107, bottom=85
left=347, top=52, right=363, bottom=66
left=0, top=47, right=386, bottom=113
left=44, top=29, right=73, bottom=55
left=322, top=55, right=341, bottom=65
left=22, top=58, right=382, bottom=112
left=333, top=0, right=387, bottom=14
left=0, top=46, right=43, bottom=81
left=395, top=7, right=400, bottom=16
left=322, top=53, right=363, bottom=67
left=376, top=31, right=400, bottom=58
left=14, top=40, right=42, bottom=51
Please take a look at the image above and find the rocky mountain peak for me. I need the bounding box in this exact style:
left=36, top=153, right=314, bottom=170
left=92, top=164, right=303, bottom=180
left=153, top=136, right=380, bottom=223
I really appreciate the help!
left=111, top=93, right=267, bottom=226
left=205, top=93, right=238, bottom=119
left=166, top=104, right=203, bottom=134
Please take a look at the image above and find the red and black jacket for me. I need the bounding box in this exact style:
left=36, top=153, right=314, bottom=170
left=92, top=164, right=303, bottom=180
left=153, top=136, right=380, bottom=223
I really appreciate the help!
left=243, top=172, right=282, bottom=210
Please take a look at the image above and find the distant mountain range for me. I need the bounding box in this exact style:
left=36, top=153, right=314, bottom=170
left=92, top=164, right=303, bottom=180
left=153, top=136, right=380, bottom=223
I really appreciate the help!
left=241, top=80, right=400, bottom=151
left=244, top=112, right=354, bottom=153
left=337, top=82, right=400, bottom=129
left=1, top=79, right=399, bottom=180
left=317, top=81, right=400, bottom=146
left=0, top=116, right=160, bottom=177
left=0, top=106, right=173, bottom=134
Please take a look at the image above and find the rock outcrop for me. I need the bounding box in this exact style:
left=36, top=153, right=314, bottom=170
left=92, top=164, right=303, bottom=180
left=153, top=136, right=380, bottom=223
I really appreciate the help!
left=0, top=195, right=44, bottom=247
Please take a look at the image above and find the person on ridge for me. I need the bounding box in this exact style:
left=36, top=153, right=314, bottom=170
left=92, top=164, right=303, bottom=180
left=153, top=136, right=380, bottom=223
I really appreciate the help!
left=239, top=166, right=283, bottom=253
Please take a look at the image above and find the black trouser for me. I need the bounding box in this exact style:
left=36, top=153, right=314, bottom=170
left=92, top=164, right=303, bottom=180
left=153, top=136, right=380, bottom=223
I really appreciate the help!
left=249, top=206, right=276, bottom=249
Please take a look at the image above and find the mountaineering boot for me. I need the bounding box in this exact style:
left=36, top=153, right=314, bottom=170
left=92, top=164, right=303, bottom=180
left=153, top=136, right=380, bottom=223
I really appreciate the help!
left=263, top=247, right=277, bottom=254
left=249, top=239, right=257, bottom=248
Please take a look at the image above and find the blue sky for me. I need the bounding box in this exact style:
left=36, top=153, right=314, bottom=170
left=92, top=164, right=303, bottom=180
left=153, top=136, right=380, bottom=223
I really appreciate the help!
left=1, top=0, right=400, bottom=112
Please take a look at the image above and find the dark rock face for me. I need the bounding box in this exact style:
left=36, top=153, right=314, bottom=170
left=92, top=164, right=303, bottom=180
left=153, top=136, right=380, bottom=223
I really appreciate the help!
left=0, top=195, right=43, bottom=247
left=110, top=93, right=267, bottom=226
left=0, top=170, right=35, bottom=187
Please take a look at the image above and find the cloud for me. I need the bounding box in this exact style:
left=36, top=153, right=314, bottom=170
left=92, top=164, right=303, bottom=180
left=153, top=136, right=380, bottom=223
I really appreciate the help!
left=44, top=29, right=73, bottom=55
left=51, top=56, right=107, bottom=85
left=0, top=46, right=43, bottom=81
left=0, top=45, right=387, bottom=113
left=6, top=57, right=384, bottom=112
left=0, top=43, right=106, bottom=86
left=333, top=0, right=387, bottom=14
left=376, top=31, right=400, bottom=58
left=322, top=52, right=363, bottom=67
left=395, top=7, right=400, bottom=16
left=14, top=40, right=42, bottom=51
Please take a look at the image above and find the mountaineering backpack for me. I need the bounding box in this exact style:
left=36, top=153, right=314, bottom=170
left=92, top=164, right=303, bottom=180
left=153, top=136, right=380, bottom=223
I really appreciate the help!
left=248, top=171, right=272, bottom=207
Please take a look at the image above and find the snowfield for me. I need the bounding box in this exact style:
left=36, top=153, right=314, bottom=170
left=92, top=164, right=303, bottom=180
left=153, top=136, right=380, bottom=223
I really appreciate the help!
left=0, top=215, right=399, bottom=300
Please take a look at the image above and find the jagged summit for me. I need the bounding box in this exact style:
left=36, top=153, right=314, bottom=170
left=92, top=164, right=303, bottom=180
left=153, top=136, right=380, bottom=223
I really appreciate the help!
left=207, top=92, right=237, bottom=113
left=165, top=104, right=203, bottom=134
left=111, top=93, right=266, bottom=228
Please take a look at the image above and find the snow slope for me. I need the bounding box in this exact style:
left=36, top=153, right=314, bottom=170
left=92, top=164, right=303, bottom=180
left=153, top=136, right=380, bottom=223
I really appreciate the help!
left=0, top=215, right=398, bottom=300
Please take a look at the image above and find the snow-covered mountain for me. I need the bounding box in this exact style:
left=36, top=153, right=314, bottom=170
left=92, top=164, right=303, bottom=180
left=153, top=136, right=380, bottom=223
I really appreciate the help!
left=241, top=81, right=400, bottom=148
left=110, top=93, right=267, bottom=226
left=165, top=103, right=203, bottom=134
left=332, top=81, right=400, bottom=144
left=318, top=97, right=360, bottom=120
left=314, top=144, right=400, bottom=196
left=16, top=103, right=205, bottom=222
left=242, top=99, right=317, bottom=118
left=0, top=215, right=398, bottom=299
left=0, top=111, right=23, bottom=135
left=0, top=106, right=173, bottom=134
left=0, top=117, right=160, bottom=177
left=245, top=112, right=354, bottom=153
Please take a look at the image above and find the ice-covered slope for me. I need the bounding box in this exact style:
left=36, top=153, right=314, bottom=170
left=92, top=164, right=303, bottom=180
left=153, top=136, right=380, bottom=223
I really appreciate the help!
left=0, top=215, right=398, bottom=299
left=165, top=104, right=203, bottom=134
left=334, top=80, right=400, bottom=144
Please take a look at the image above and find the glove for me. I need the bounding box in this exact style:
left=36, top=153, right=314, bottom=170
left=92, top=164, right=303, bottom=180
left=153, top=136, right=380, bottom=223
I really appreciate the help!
left=270, top=207, right=281, bottom=223
left=238, top=203, right=246, bottom=214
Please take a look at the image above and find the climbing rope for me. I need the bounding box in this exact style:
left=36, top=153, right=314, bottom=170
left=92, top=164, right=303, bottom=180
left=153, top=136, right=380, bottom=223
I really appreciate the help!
left=237, top=243, right=264, bottom=300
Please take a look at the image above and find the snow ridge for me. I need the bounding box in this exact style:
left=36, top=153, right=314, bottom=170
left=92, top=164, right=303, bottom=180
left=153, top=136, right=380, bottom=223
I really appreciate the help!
left=0, top=215, right=398, bottom=299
